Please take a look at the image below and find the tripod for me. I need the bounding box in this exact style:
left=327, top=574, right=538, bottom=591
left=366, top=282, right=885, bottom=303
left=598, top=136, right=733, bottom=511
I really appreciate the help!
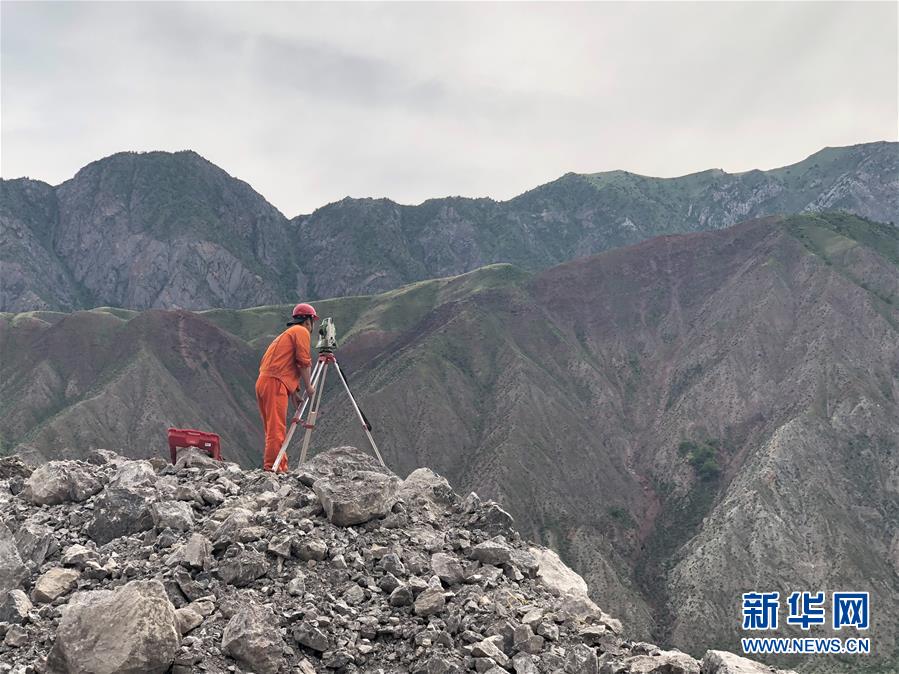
left=271, top=347, right=385, bottom=472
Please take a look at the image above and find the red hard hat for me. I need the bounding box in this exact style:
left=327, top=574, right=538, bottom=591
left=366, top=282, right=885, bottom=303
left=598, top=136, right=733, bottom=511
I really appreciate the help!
left=292, top=303, right=319, bottom=320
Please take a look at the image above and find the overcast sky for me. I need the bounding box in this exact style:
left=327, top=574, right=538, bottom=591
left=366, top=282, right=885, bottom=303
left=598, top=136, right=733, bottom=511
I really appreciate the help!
left=2, top=2, right=896, bottom=216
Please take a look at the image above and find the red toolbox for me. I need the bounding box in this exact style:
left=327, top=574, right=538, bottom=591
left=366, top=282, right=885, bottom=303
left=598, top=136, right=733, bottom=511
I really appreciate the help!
left=167, top=427, right=222, bottom=464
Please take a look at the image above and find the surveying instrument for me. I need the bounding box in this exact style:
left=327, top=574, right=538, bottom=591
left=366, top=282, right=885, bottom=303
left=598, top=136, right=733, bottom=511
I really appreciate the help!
left=271, top=318, right=385, bottom=471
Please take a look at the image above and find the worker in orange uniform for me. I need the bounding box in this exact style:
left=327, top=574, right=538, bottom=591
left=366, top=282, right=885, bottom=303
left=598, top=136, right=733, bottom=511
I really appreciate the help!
left=256, top=303, right=319, bottom=471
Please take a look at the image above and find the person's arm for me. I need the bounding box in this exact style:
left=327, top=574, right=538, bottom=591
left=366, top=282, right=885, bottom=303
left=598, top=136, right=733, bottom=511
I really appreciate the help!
left=299, top=365, right=314, bottom=399
left=293, top=325, right=315, bottom=399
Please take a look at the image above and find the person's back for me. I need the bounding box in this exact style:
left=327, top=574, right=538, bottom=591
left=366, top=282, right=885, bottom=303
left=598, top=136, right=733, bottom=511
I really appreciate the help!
left=255, top=304, right=318, bottom=471
left=259, top=323, right=312, bottom=393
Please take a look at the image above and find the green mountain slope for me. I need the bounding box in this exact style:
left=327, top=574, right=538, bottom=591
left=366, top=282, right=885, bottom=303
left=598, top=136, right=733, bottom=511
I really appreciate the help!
left=2, top=212, right=897, bottom=671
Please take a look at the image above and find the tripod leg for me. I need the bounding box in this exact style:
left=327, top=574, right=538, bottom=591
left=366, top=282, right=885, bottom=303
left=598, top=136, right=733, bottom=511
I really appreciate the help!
left=332, top=360, right=386, bottom=467
left=271, top=359, right=324, bottom=472
left=299, top=361, right=329, bottom=465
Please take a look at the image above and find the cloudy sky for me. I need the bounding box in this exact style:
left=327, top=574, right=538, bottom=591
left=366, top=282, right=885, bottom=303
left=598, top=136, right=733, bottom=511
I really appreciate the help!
left=2, top=2, right=896, bottom=216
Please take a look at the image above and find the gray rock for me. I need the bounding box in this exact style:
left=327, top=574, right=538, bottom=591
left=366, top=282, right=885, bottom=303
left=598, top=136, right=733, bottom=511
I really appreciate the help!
left=513, top=624, right=544, bottom=654
left=313, top=470, right=400, bottom=526
left=221, top=604, right=285, bottom=674
left=381, top=552, right=406, bottom=576
left=621, top=650, right=700, bottom=673
left=174, top=606, right=203, bottom=635
left=174, top=447, right=222, bottom=470
left=267, top=533, right=293, bottom=558
left=414, top=579, right=446, bottom=616
left=109, top=460, right=157, bottom=489
left=287, top=572, right=306, bottom=597
left=303, top=445, right=389, bottom=481
left=0, top=522, right=28, bottom=592
left=470, top=636, right=510, bottom=667
left=0, top=589, right=32, bottom=624
left=509, top=548, right=539, bottom=578
left=32, top=567, right=80, bottom=603
left=378, top=572, right=401, bottom=593
left=470, top=537, right=513, bottom=566
left=86, top=487, right=154, bottom=544
left=322, top=649, right=354, bottom=668
left=400, top=467, right=458, bottom=508
left=22, top=460, right=101, bottom=505
left=4, top=623, right=28, bottom=648
left=165, top=533, right=213, bottom=570
left=512, top=653, right=540, bottom=674
left=389, top=585, right=414, bottom=607
left=15, top=520, right=57, bottom=566
left=212, top=507, right=253, bottom=546
left=414, top=655, right=466, bottom=674
left=151, top=501, right=194, bottom=531
left=700, top=650, right=798, bottom=674
left=0, top=455, right=32, bottom=479
left=431, top=552, right=465, bottom=586
left=476, top=502, right=515, bottom=534
left=565, top=643, right=598, bottom=674
left=530, top=545, right=589, bottom=596
left=344, top=583, right=366, bottom=605
left=293, top=620, right=330, bottom=651
left=46, top=580, right=180, bottom=674
left=61, top=544, right=100, bottom=569
left=294, top=536, right=328, bottom=561
left=216, top=550, right=268, bottom=587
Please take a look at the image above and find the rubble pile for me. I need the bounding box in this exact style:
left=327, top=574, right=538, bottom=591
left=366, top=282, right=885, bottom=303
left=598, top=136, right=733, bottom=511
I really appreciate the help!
left=0, top=448, right=793, bottom=674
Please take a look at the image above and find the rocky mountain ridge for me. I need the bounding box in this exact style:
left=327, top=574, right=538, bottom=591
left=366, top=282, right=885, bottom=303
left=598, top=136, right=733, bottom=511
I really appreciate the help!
left=2, top=142, right=896, bottom=312
left=0, top=445, right=794, bottom=674
left=2, top=212, right=897, bottom=671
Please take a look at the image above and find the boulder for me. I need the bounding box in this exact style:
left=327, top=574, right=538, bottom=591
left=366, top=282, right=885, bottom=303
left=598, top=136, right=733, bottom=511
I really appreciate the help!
left=175, top=606, right=204, bottom=635
left=293, top=536, right=328, bottom=561
left=151, top=501, right=194, bottom=531
left=221, top=604, right=286, bottom=674
left=86, top=487, right=154, bottom=544
left=32, top=567, right=81, bottom=603
left=287, top=572, right=306, bottom=597
left=622, top=651, right=701, bottom=673
left=46, top=580, right=180, bottom=674
left=293, top=620, right=330, bottom=651
left=564, top=643, right=598, bottom=674
left=389, top=585, right=414, bottom=607
left=0, top=455, right=32, bottom=479
left=400, top=467, right=458, bottom=508
left=470, top=636, right=509, bottom=667
left=61, top=544, right=100, bottom=569
left=529, top=545, right=590, bottom=596
left=0, top=589, right=33, bottom=624
left=313, top=470, right=400, bottom=526
left=216, top=550, right=268, bottom=587
left=474, top=502, right=515, bottom=534
left=165, top=533, right=213, bottom=570
left=0, top=521, right=28, bottom=592
left=302, top=445, right=389, bottom=482
left=414, top=577, right=446, bottom=617
left=109, top=460, right=157, bottom=489
left=22, top=460, right=102, bottom=505
left=700, top=650, right=798, bottom=674
left=470, top=537, right=514, bottom=566
left=15, top=520, right=57, bottom=566
left=512, top=653, right=541, bottom=674
left=174, top=447, right=222, bottom=470
left=513, top=624, right=545, bottom=655
left=212, top=507, right=254, bottom=546
left=431, top=552, right=465, bottom=586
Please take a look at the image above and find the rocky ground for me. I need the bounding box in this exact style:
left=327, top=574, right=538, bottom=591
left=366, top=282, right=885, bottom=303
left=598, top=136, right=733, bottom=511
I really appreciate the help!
left=1, top=447, right=793, bottom=674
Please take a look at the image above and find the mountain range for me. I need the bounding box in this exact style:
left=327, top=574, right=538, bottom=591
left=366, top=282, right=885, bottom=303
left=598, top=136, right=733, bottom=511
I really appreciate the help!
left=2, top=141, right=897, bottom=312
left=3, top=211, right=897, bottom=671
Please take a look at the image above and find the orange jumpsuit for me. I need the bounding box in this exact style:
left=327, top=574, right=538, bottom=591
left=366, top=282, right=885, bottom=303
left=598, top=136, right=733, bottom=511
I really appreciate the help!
left=256, top=324, right=312, bottom=471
